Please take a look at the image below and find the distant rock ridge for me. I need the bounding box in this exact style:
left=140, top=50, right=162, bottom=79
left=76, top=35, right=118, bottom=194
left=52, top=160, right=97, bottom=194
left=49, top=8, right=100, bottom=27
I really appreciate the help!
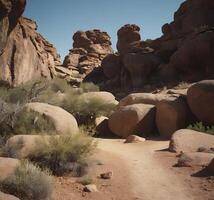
left=84, top=0, right=214, bottom=92
left=59, top=29, right=113, bottom=84
left=0, top=0, right=61, bottom=86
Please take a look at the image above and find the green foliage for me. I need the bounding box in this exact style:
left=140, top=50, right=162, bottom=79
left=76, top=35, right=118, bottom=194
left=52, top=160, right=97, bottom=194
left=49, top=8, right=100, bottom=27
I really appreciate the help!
left=14, top=110, right=56, bottom=135
left=79, top=82, right=99, bottom=92
left=30, top=133, right=97, bottom=176
left=187, top=121, right=214, bottom=135
left=61, top=93, right=116, bottom=125
left=0, top=99, right=24, bottom=137
left=0, top=160, right=53, bottom=200
left=79, top=175, right=94, bottom=185
left=0, top=80, right=47, bottom=104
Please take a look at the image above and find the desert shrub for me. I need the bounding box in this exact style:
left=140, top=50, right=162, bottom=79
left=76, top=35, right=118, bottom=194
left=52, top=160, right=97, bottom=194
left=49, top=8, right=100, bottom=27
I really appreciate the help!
left=0, top=99, right=24, bottom=137
left=79, top=82, right=99, bottom=92
left=30, top=133, right=97, bottom=176
left=61, top=93, right=116, bottom=125
left=0, top=80, right=47, bottom=104
left=175, top=81, right=190, bottom=89
left=14, top=110, right=56, bottom=135
left=187, top=121, right=214, bottom=135
left=79, top=175, right=94, bottom=185
left=49, top=78, right=72, bottom=93
left=0, top=160, right=53, bottom=200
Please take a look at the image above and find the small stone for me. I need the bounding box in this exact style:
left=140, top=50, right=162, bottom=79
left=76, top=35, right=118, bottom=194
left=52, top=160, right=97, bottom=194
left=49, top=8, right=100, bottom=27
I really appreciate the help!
left=100, top=171, right=113, bottom=179
left=83, top=184, right=98, bottom=192
left=124, top=135, right=146, bottom=143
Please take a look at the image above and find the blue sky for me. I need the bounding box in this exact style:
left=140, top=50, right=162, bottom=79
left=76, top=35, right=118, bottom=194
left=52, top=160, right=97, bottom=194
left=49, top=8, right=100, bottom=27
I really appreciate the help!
left=24, top=0, right=184, bottom=60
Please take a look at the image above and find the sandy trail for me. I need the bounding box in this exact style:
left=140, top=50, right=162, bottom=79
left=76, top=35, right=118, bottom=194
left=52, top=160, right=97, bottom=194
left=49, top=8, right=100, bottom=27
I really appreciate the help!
left=98, top=139, right=201, bottom=200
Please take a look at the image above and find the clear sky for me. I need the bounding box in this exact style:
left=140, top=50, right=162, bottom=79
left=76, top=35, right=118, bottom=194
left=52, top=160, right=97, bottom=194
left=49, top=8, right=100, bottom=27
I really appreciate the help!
left=24, top=0, right=184, bottom=60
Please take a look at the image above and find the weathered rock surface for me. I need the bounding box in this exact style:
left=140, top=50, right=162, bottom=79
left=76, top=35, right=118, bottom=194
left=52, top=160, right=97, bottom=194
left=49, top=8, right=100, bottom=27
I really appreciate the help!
left=61, top=29, right=113, bottom=84
left=119, top=93, right=173, bottom=107
left=169, top=129, right=214, bottom=153
left=25, top=102, right=79, bottom=135
left=156, top=97, right=192, bottom=138
left=84, top=0, right=214, bottom=92
left=80, top=91, right=118, bottom=106
left=124, top=135, right=146, bottom=143
left=0, top=157, right=19, bottom=181
left=5, top=135, right=51, bottom=158
left=187, top=80, right=214, bottom=124
left=0, top=192, right=20, bottom=200
left=0, top=16, right=61, bottom=86
left=0, top=0, right=26, bottom=54
left=176, top=152, right=214, bottom=167
left=108, top=104, right=155, bottom=138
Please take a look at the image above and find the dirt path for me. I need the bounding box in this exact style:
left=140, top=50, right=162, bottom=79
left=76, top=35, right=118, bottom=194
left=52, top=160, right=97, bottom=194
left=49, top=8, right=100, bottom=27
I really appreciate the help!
left=97, top=139, right=213, bottom=200
left=54, top=138, right=213, bottom=200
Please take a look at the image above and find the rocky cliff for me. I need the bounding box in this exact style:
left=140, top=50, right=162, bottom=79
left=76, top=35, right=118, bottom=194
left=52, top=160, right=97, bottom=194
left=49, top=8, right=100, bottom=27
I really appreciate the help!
left=0, top=0, right=61, bottom=86
left=58, top=29, right=113, bottom=85
left=84, top=0, right=214, bottom=92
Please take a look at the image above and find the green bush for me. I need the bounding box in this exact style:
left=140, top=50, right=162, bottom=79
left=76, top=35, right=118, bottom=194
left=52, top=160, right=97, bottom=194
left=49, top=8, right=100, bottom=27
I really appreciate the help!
left=79, top=82, right=99, bottom=92
left=14, top=110, right=56, bottom=135
left=30, top=133, right=97, bottom=176
left=61, top=93, right=116, bottom=125
left=0, top=160, right=53, bottom=200
left=187, top=121, right=214, bottom=135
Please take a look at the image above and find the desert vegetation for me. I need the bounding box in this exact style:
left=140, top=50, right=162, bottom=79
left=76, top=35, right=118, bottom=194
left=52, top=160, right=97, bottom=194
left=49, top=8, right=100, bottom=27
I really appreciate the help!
left=0, top=160, right=53, bottom=200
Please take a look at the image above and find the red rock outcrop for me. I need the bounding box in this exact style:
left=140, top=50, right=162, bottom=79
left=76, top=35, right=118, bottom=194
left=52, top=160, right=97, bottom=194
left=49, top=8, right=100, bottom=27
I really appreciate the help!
left=84, top=0, right=214, bottom=92
left=61, top=29, right=113, bottom=84
left=0, top=0, right=61, bottom=86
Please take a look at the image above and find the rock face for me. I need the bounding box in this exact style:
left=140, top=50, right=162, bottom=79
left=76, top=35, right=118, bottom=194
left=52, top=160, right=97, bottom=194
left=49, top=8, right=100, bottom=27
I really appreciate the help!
left=84, top=0, right=214, bottom=92
left=0, top=0, right=61, bottom=86
left=0, top=157, right=19, bottom=181
left=108, top=104, right=155, bottom=138
left=0, top=192, right=20, bottom=200
left=156, top=97, right=192, bottom=138
left=5, top=135, right=54, bottom=158
left=25, top=102, right=79, bottom=135
left=187, top=80, right=214, bottom=124
left=169, top=129, right=214, bottom=153
left=0, top=0, right=26, bottom=54
left=176, top=152, right=214, bottom=167
left=61, top=30, right=113, bottom=84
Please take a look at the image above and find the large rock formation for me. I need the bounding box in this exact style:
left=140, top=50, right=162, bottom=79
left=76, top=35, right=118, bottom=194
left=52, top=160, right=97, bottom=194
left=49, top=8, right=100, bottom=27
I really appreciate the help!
left=84, top=0, right=214, bottom=92
left=60, top=29, right=113, bottom=84
left=0, top=0, right=61, bottom=86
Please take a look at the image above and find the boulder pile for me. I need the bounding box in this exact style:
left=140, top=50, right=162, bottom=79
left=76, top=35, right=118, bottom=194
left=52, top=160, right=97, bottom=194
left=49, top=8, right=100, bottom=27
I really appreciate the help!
left=59, top=30, right=113, bottom=85
left=85, top=0, right=214, bottom=92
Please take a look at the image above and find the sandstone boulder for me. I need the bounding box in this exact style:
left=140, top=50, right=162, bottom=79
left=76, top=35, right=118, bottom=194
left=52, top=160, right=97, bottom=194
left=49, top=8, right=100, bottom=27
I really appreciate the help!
left=0, top=192, right=20, bottom=200
left=176, top=152, right=214, bottom=167
left=122, top=53, right=160, bottom=88
left=80, top=92, right=118, bottom=106
left=169, top=129, right=214, bottom=153
left=5, top=135, right=53, bottom=158
left=156, top=97, right=192, bottom=138
left=124, top=135, right=146, bottom=143
left=0, top=157, right=19, bottom=181
left=25, top=102, right=79, bottom=135
left=108, top=104, right=155, bottom=138
left=187, top=80, right=214, bottom=124
left=117, top=24, right=141, bottom=54
left=119, top=93, right=173, bottom=107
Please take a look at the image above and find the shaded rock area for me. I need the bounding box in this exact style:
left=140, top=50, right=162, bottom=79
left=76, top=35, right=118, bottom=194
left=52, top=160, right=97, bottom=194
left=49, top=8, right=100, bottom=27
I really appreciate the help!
left=84, top=0, right=214, bottom=93
left=0, top=0, right=61, bottom=86
left=60, top=30, right=113, bottom=85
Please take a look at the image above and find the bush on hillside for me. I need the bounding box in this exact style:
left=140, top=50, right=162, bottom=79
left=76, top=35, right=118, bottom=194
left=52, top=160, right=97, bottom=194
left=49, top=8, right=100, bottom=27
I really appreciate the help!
left=30, top=133, right=97, bottom=176
left=0, top=160, right=53, bottom=200
left=79, top=82, right=99, bottom=92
